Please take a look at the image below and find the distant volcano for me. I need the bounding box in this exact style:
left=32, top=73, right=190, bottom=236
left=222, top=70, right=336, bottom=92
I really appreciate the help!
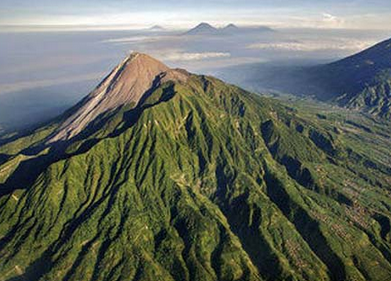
left=183, top=22, right=218, bottom=35
left=222, top=23, right=239, bottom=31
left=148, top=25, right=165, bottom=31
left=48, top=52, right=188, bottom=142
left=184, top=22, right=274, bottom=36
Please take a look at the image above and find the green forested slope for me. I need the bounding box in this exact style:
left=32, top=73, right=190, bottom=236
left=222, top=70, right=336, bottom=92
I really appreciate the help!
left=0, top=73, right=390, bottom=281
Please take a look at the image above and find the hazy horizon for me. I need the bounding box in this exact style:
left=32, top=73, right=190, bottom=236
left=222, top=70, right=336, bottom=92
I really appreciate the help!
left=1, top=0, right=391, bottom=132
left=2, top=0, right=391, bottom=31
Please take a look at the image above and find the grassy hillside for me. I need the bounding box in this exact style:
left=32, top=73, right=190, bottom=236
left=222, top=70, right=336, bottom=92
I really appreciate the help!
left=0, top=74, right=391, bottom=281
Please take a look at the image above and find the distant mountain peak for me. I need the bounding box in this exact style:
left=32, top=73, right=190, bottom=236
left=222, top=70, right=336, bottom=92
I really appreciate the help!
left=223, top=23, right=239, bottom=30
left=184, top=22, right=218, bottom=35
left=48, top=52, right=188, bottom=142
left=184, top=22, right=273, bottom=36
left=197, top=22, right=214, bottom=28
left=148, top=25, right=165, bottom=31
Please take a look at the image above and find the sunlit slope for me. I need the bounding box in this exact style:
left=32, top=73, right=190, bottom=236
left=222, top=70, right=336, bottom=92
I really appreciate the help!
left=0, top=71, right=390, bottom=280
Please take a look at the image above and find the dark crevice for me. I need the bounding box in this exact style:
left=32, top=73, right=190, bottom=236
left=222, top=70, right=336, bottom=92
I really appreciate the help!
left=0, top=153, right=10, bottom=166
left=279, top=155, right=317, bottom=190
left=213, top=163, right=283, bottom=280
left=260, top=120, right=319, bottom=192
left=374, top=214, right=391, bottom=241
left=264, top=170, right=346, bottom=281
left=62, top=234, right=101, bottom=281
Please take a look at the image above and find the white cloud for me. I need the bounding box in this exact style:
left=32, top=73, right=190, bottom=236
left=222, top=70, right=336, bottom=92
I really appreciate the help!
left=247, top=38, right=376, bottom=52
left=102, top=36, right=159, bottom=44
left=163, top=51, right=231, bottom=61
left=322, top=13, right=345, bottom=27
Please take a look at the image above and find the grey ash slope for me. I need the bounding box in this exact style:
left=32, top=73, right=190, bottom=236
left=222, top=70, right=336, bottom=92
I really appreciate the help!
left=48, top=52, right=188, bottom=143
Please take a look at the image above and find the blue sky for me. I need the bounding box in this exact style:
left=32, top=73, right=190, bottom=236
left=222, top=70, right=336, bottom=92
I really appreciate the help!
left=1, top=0, right=391, bottom=29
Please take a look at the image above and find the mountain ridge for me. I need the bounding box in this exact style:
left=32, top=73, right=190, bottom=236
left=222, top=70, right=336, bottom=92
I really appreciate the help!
left=148, top=25, right=165, bottom=31
left=48, top=52, right=189, bottom=143
left=312, top=37, right=391, bottom=116
left=220, top=37, right=391, bottom=118
left=184, top=22, right=274, bottom=36
left=0, top=53, right=391, bottom=281
left=184, top=22, right=218, bottom=35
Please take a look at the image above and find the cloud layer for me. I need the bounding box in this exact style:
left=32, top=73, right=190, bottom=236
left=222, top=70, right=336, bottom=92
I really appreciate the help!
left=164, top=52, right=231, bottom=61
left=247, top=39, right=376, bottom=52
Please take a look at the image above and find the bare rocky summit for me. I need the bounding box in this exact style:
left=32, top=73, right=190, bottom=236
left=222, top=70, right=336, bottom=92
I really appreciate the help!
left=48, top=52, right=188, bottom=142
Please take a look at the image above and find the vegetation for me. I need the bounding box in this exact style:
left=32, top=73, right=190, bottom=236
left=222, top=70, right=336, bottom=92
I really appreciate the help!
left=0, top=73, right=391, bottom=281
left=220, top=37, right=391, bottom=120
